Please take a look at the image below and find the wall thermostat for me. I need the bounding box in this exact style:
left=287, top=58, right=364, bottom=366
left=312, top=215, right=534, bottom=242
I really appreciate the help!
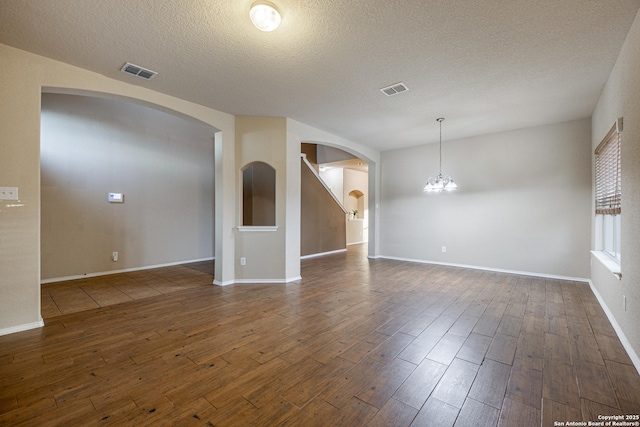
left=108, top=193, right=124, bottom=203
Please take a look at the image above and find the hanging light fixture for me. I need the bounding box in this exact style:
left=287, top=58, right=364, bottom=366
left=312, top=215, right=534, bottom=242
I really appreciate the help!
left=424, top=118, right=458, bottom=192
left=249, top=2, right=281, bottom=32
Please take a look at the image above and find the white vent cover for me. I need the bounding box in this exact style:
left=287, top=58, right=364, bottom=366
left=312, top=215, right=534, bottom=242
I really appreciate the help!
left=380, top=82, right=409, bottom=96
left=120, top=62, right=157, bottom=80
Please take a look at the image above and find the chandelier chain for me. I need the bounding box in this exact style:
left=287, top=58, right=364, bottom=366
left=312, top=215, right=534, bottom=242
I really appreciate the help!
left=439, top=118, right=443, bottom=175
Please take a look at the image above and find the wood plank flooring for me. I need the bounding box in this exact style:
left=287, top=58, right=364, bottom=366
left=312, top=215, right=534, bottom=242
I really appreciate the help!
left=2, top=244, right=640, bottom=426
left=41, top=261, right=214, bottom=318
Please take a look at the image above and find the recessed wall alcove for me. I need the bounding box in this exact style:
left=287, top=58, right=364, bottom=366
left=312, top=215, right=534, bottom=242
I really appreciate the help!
left=348, top=189, right=365, bottom=218
left=242, top=161, right=276, bottom=226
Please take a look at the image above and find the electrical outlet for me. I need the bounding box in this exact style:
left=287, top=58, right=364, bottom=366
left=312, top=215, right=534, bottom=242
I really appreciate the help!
left=240, top=257, right=246, bottom=266
left=441, top=246, right=447, bottom=253
left=0, top=187, right=18, bottom=201
left=112, top=251, right=118, bottom=262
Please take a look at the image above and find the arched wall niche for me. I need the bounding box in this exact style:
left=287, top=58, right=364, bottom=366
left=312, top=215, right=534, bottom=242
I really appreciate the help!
left=241, top=161, right=276, bottom=226
left=348, top=189, right=365, bottom=218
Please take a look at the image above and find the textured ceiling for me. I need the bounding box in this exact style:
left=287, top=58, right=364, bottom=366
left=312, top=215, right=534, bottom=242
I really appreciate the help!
left=1, top=0, right=639, bottom=151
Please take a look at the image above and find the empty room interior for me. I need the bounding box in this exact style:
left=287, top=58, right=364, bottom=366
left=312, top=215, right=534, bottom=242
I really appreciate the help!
left=1, top=1, right=640, bottom=426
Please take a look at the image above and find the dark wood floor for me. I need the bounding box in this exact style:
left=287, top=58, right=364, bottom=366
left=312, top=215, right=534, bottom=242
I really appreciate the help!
left=2, top=245, right=640, bottom=426
left=41, top=261, right=214, bottom=318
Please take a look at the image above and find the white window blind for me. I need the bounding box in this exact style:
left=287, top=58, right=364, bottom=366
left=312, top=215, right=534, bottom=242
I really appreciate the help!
left=595, top=123, right=621, bottom=215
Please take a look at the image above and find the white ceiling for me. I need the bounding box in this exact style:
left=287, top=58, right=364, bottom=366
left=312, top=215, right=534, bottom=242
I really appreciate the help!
left=1, top=0, right=639, bottom=151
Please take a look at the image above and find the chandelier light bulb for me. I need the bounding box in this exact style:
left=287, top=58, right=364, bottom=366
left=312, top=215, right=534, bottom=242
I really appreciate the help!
left=250, top=3, right=281, bottom=32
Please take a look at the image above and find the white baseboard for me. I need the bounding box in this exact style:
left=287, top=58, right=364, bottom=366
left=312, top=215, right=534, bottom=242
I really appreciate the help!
left=233, top=276, right=302, bottom=284
left=41, top=257, right=215, bottom=284
left=588, top=280, right=640, bottom=375
left=377, top=255, right=589, bottom=283
left=301, top=249, right=347, bottom=260
left=213, top=279, right=234, bottom=287
left=347, top=241, right=367, bottom=246
left=0, top=318, right=44, bottom=337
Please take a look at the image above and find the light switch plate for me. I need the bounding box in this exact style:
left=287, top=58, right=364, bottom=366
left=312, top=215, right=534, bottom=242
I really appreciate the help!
left=0, top=187, right=18, bottom=201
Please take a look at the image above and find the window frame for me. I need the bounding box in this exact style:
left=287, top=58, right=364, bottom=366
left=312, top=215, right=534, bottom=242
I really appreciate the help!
left=596, top=213, right=621, bottom=262
left=594, top=120, right=622, bottom=266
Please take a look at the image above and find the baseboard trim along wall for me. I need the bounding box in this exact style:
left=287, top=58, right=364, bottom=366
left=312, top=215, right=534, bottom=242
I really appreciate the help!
left=377, top=255, right=590, bottom=283
left=588, top=280, right=640, bottom=375
left=234, top=276, right=303, bottom=284
left=213, top=279, right=234, bottom=287
left=0, top=318, right=45, bottom=337
left=300, top=249, right=347, bottom=260
left=41, top=257, right=215, bottom=284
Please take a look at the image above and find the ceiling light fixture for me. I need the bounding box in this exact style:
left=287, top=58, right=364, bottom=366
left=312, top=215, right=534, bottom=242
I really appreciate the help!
left=424, top=118, right=458, bottom=193
left=250, top=2, right=281, bottom=32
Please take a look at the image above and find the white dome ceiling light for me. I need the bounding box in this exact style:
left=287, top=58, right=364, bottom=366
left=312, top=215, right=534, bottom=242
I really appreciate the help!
left=249, top=2, right=281, bottom=32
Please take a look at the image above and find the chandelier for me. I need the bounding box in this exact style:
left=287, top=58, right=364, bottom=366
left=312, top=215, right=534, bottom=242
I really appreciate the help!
left=424, top=118, right=458, bottom=192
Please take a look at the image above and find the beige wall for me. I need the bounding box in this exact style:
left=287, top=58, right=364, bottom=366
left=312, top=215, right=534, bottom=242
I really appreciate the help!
left=591, top=9, right=640, bottom=365
left=0, top=43, right=234, bottom=334
left=380, top=118, right=592, bottom=279
left=40, top=94, right=215, bottom=280
left=0, top=46, right=42, bottom=332
left=319, top=168, right=344, bottom=205
left=242, top=162, right=276, bottom=226
left=235, top=117, right=288, bottom=281
left=346, top=220, right=364, bottom=245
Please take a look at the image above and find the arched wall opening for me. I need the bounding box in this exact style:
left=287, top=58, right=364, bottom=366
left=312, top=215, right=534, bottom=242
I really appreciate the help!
left=305, top=144, right=370, bottom=248
left=0, top=46, right=238, bottom=333
left=299, top=137, right=378, bottom=257
left=42, top=87, right=223, bottom=132
left=40, top=91, right=218, bottom=284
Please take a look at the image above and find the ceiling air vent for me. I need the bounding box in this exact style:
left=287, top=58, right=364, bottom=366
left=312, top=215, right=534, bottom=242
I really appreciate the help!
left=380, top=82, right=409, bottom=96
left=120, top=62, right=158, bottom=80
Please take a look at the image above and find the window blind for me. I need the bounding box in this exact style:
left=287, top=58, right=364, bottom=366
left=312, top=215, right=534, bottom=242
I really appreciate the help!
left=595, top=123, right=621, bottom=215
